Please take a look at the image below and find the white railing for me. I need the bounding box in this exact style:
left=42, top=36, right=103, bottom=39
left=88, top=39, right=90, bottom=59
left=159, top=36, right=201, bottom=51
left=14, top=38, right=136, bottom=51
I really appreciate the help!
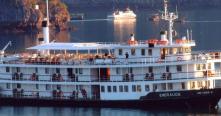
left=1, top=70, right=221, bottom=83
left=0, top=89, right=99, bottom=100
left=3, top=52, right=221, bottom=66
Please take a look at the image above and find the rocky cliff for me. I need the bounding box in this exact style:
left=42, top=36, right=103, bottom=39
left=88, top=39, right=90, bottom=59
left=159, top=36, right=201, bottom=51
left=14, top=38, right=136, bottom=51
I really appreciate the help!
left=0, top=0, right=70, bottom=33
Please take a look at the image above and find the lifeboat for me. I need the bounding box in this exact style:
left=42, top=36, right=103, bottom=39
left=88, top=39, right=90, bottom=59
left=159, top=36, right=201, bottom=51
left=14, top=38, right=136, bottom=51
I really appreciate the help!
left=157, top=40, right=168, bottom=45
left=146, top=39, right=158, bottom=44
left=127, top=40, right=138, bottom=45
left=176, top=39, right=187, bottom=44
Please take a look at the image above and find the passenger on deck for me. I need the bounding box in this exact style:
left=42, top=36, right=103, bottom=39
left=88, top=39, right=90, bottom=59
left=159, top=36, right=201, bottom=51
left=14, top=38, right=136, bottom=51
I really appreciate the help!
left=130, top=73, right=134, bottom=81
left=125, top=52, right=129, bottom=59
left=162, top=73, right=166, bottom=79
left=125, top=52, right=129, bottom=63
left=145, top=73, right=149, bottom=80
left=124, top=73, right=129, bottom=81
left=88, top=57, right=94, bottom=64
left=150, top=73, right=154, bottom=80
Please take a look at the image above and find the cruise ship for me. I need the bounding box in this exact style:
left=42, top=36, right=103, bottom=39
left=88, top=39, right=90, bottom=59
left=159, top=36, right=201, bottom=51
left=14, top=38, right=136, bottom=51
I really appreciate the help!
left=0, top=0, right=221, bottom=109
left=107, top=8, right=136, bottom=20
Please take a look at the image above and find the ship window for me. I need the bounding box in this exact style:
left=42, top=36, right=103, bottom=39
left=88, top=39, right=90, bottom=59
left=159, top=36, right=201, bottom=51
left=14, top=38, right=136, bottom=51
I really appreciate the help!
left=5, top=67, right=10, bottom=72
left=113, top=86, right=117, bottom=92
left=75, top=68, right=78, bottom=73
left=164, top=48, right=169, bottom=55
left=17, top=84, right=21, bottom=88
left=129, top=67, right=133, bottom=73
left=35, top=68, right=38, bottom=73
left=119, top=49, right=123, bottom=55
left=206, top=80, right=210, bottom=88
left=137, top=85, right=141, bottom=92
left=36, top=84, right=39, bottom=89
left=107, top=86, right=111, bottom=92
left=79, top=68, right=83, bottom=74
left=202, top=64, right=206, bottom=70
left=166, top=66, right=170, bottom=72
left=45, top=68, right=49, bottom=74
left=198, top=81, right=202, bottom=88
left=191, top=82, right=195, bottom=89
left=56, top=68, right=60, bottom=73
left=46, top=84, right=51, bottom=90
left=57, top=85, right=61, bottom=90
left=172, top=48, right=177, bottom=54
left=196, top=64, right=200, bottom=70
left=169, top=48, right=173, bottom=54
left=124, top=85, right=128, bottom=92
left=16, top=67, right=20, bottom=72
left=148, top=49, right=152, bottom=56
left=208, top=63, right=211, bottom=69
left=177, top=65, right=182, bottom=72
left=101, top=86, right=105, bottom=92
left=196, top=64, right=206, bottom=70
left=185, top=47, right=191, bottom=53
left=153, top=84, right=158, bottom=91
left=131, top=48, right=136, bottom=56
left=168, top=83, right=173, bottom=90
left=148, top=67, right=153, bottom=73
left=162, top=83, right=166, bottom=90
left=181, top=82, right=185, bottom=89
left=6, top=83, right=10, bottom=89
left=132, top=85, right=136, bottom=92
left=145, top=85, right=150, bottom=91
left=141, top=49, right=145, bottom=56
left=178, top=48, right=183, bottom=53
left=116, top=68, right=120, bottom=74
left=119, top=85, right=123, bottom=92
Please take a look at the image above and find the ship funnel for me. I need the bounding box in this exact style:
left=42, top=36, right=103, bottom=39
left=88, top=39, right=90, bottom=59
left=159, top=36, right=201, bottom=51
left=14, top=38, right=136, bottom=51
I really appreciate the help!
left=42, top=18, right=49, bottom=44
left=160, top=31, right=167, bottom=41
left=130, top=34, right=135, bottom=41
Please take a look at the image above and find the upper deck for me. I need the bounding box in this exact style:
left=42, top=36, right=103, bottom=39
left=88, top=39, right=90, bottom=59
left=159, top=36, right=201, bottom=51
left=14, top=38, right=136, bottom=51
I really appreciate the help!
left=1, top=40, right=221, bottom=68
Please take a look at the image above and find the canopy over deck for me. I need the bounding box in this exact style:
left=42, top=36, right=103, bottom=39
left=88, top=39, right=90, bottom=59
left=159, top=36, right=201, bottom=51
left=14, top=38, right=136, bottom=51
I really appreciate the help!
left=27, top=43, right=119, bottom=51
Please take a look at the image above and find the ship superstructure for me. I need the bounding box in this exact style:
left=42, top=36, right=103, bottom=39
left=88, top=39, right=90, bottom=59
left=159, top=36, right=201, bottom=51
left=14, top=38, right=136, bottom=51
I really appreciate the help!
left=0, top=0, right=221, bottom=109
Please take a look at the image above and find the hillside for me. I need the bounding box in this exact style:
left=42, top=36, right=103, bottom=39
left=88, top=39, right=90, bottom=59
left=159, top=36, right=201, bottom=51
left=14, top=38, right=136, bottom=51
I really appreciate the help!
left=0, top=0, right=70, bottom=33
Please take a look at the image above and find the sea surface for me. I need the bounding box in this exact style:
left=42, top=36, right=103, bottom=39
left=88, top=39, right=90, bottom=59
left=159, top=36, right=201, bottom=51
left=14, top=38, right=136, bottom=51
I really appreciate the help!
left=0, top=7, right=221, bottom=116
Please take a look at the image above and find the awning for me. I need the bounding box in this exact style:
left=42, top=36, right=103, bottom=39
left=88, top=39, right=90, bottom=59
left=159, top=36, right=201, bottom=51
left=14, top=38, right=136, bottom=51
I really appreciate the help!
left=27, top=42, right=118, bottom=51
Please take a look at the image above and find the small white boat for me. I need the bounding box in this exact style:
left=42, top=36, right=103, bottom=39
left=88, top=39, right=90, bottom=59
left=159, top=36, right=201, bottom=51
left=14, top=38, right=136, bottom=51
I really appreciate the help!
left=107, top=8, right=136, bottom=20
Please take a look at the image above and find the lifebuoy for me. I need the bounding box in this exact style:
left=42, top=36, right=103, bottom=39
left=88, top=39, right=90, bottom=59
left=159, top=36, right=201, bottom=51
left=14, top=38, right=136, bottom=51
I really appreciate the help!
left=177, top=57, right=182, bottom=61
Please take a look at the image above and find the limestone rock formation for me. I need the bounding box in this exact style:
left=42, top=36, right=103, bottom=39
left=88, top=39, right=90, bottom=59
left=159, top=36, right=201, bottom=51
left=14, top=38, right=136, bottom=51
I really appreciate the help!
left=0, top=0, right=70, bottom=33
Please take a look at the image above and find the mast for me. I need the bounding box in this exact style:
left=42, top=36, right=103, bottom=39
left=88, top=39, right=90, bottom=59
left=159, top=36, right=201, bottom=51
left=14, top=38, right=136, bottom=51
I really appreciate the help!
left=42, top=0, right=50, bottom=44
left=46, top=0, right=49, bottom=22
left=161, top=0, right=178, bottom=45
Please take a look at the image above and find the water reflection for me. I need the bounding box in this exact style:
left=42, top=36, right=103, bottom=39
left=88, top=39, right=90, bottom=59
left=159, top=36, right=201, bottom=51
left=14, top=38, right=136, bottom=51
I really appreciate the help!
left=112, top=19, right=136, bottom=42
left=0, top=31, right=71, bottom=53
left=0, top=107, right=220, bottom=116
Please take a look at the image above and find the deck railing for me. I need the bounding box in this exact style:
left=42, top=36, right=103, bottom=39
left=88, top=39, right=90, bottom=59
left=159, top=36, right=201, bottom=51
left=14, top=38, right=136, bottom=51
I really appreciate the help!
left=0, top=70, right=220, bottom=83
left=2, top=52, right=221, bottom=66
left=1, top=89, right=100, bottom=100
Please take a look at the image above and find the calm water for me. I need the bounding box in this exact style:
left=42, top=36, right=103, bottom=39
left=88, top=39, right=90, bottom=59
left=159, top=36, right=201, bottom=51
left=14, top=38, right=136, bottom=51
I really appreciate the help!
left=1, top=7, right=221, bottom=115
